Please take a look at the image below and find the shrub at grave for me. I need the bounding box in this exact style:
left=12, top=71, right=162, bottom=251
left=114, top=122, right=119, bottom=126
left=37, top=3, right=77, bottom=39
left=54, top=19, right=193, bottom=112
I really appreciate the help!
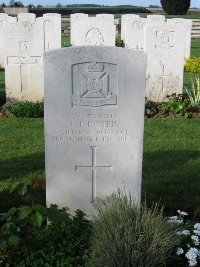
left=0, top=204, right=91, bottom=266
left=116, top=36, right=124, bottom=47
left=160, top=0, right=190, bottom=15
left=185, top=57, right=200, bottom=73
left=185, top=76, right=200, bottom=108
left=159, top=94, right=191, bottom=118
left=145, top=98, right=160, bottom=118
left=2, top=101, right=44, bottom=118
left=87, top=192, right=181, bottom=267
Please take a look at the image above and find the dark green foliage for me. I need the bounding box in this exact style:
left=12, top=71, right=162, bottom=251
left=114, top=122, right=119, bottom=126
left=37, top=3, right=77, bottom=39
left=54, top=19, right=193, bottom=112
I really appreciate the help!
left=160, top=94, right=191, bottom=117
left=2, top=101, right=44, bottom=118
left=116, top=36, right=124, bottom=47
left=161, top=0, right=190, bottom=15
left=0, top=182, right=91, bottom=267
left=87, top=192, right=181, bottom=267
left=145, top=98, right=160, bottom=117
left=29, top=6, right=151, bottom=17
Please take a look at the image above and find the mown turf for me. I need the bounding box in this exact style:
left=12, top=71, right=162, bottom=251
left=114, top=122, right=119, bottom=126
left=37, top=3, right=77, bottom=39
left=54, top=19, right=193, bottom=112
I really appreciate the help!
left=143, top=119, right=200, bottom=217
left=0, top=119, right=45, bottom=211
left=0, top=70, right=5, bottom=105
left=0, top=119, right=200, bottom=218
left=191, top=39, right=200, bottom=57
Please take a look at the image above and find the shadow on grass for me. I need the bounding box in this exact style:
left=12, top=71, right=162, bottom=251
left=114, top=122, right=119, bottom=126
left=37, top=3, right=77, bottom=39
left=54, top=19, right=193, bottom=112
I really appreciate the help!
left=0, top=152, right=45, bottom=211
left=142, top=150, right=200, bottom=218
left=0, top=152, right=45, bottom=181
left=0, top=69, right=5, bottom=106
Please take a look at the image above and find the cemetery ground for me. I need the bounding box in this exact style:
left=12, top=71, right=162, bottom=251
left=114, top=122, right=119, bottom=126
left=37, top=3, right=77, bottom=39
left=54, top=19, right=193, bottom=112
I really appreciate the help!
left=0, top=38, right=200, bottom=219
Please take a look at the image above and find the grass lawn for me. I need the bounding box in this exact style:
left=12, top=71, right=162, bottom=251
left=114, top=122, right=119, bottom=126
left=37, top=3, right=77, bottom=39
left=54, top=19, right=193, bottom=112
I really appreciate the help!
left=0, top=119, right=45, bottom=211
left=0, top=119, right=200, bottom=219
left=0, top=70, right=5, bottom=106
left=191, top=39, right=200, bottom=57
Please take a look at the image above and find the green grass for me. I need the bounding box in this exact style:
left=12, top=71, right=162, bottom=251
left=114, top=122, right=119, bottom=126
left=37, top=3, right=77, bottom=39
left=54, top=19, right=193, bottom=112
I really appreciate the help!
left=0, top=119, right=45, bottom=211
left=61, top=35, right=70, bottom=47
left=0, top=119, right=200, bottom=218
left=0, top=70, right=5, bottom=105
left=143, top=119, right=200, bottom=217
left=191, top=39, right=200, bottom=57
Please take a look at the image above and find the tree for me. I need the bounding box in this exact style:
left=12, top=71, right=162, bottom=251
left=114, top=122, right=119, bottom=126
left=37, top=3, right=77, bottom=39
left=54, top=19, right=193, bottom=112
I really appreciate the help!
left=9, top=0, right=15, bottom=7
left=56, top=3, right=62, bottom=7
left=14, top=1, right=24, bottom=7
left=160, top=0, right=191, bottom=15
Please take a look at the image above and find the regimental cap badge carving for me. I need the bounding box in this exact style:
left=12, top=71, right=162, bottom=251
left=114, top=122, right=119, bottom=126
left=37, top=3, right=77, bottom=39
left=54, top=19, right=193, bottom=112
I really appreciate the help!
left=72, top=62, right=118, bottom=107
left=87, top=62, right=104, bottom=72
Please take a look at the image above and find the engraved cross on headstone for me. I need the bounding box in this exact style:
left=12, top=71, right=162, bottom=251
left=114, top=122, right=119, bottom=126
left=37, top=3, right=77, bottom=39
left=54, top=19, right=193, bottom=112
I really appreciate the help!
left=75, top=146, right=112, bottom=203
left=7, top=41, right=41, bottom=92
left=155, top=63, right=172, bottom=94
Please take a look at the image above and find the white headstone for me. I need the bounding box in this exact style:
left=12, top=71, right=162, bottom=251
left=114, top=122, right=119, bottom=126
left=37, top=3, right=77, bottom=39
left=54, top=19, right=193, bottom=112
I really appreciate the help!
left=43, top=13, right=61, bottom=51
left=124, top=17, right=146, bottom=51
left=18, top=13, right=36, bottom=23
left=96, top=14, right=114, bottom=22
left=4, top=18, right=43, bottom=101
left=44, top=46, right=146, bottom=217
left=70, top=13, right=88, bottom=46
left=167, top=18, right=192, bottom=58
left=146, top=15, right=166, bottom=25
left=121, top=14, right=140, bottom=41
left=0, top=14, right=16, bottom=68
left=4, top=13, right=61, bottom=101
left=71, top=14, right=116, bottom=46
left=145, top=23, right=185, bottom=102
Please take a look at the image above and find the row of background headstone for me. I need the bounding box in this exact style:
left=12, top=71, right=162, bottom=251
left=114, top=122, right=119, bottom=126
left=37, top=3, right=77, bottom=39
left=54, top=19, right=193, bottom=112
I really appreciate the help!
left=0, top=13, right=61, bottom=101
left=0, top=13, right=192, bottom=102
left=71, top=14, right=192, bottom=102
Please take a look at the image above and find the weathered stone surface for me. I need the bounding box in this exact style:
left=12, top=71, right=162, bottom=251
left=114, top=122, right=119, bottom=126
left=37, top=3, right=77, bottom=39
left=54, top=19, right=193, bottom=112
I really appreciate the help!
left=70, top=13, right=88, bottom=45
left=146, top=15, right=166, bottom=25
left=124, top=16, right=146, bottom=51
left=4, top=19, right=44, bottom=101
left=121, top=14, right=140, bottom=41
left=71, top=14, right=115, bottom=46
left=18, top=13, right=36, bottom=23
left=145, top=23, right=185, bottom=102
left=44, top=46, right=146, bottom=217
left=167, top=18, right=192, bottom=58
left=43, top=13, right=61, bottom=51
left=4, top=13, right=61, bottom=101
left=0, top=14, right=16, bottom=68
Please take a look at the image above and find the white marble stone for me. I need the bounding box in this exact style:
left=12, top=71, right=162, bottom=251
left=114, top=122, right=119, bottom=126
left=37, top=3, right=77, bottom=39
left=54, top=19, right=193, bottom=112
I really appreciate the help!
left=4, top=17, right=44, bottom=101
left=144, top=22, right=185, bottom=102
left=167, top=18, right=192, bottom=58
left=121, top=14, right=140, bottom=41
left=42, top=13, right=61, bottom=51
left=0, top=14, right=16, bottom=68
left=18, top=13, right=36, bottom=23
left=124, top=16, right=146, bottom=51
left=71, top=14, right=116, bottom=46
left=44, top=46, right=147, bottom=217
left=146, top=15, right=166, bottom=25
left=4, top=13, right=61, bottom=101
left=70, top=13, right=88, bottom=45
left=96, top=14, right=114, bottom=21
